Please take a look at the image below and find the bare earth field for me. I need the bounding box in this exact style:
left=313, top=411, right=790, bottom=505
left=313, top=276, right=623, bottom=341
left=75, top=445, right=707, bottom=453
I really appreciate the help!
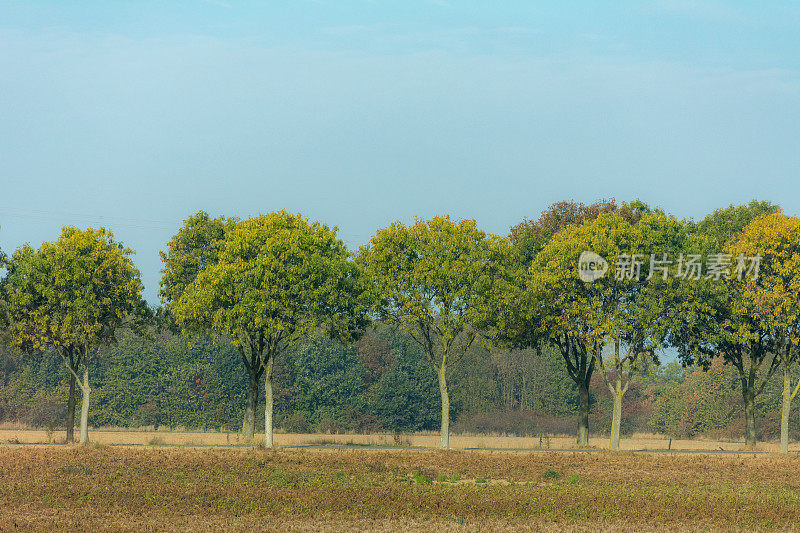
left=1, top=427, right=795, bottom=452
left=2, top=444, right=800, bottom=531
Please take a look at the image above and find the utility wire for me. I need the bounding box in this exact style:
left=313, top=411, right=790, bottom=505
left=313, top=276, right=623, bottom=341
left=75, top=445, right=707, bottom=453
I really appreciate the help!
left=0, top=206, right=176, bottom=231
left=0, top=205, right=377, bottom=240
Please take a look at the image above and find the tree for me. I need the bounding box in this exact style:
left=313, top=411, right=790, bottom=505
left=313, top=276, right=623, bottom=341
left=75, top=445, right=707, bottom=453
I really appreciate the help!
left=684, top=201, right=783, bottom=447
left=3, top=227, right=145, bottom=443
left=0, top=237, right=8, bottom=344
left=89, top=329, right=246, bottom=431
left=529, top=210, right=689, bottom=450
left=286, top=335, right=367, bottom=429
left=173, top=211, right=368, bottom=447
left=502, top=199, right=648, bottom=445
left=160, top=211, right=237, bottom=310
left=509, top=199, right=647, bottom=265
left=158, top=211, right=257, bottom=432
left=649, top=359, right=740, bottom=438
left=728, top=213, right=800, bottom=452
left=359, top=216, right=503, bottom=448
left=355, top=332, right=394, bottom=388
left=0, top=227, right=11, bottom=346
left=696, top=201, right=781, bottom=250
left=367, top=323, right=440, bottom=432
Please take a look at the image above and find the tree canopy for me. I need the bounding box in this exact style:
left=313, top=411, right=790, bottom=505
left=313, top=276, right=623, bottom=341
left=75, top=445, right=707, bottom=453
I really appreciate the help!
left=525, top=210, right=692, bottom=449
left=2, top=226, right=146, bottom=442
left=173, top=211, right=369, bottom=446
left=159, top=210, right=238, bottom=312
left=679, top=202, right=786, bottom=446
left=727, top=213, right=800, bottom=450
left=359, top=216, right=505, bottom=448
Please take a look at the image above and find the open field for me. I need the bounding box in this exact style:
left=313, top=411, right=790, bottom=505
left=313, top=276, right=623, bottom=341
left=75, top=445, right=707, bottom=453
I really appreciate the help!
left=2, top=447, right=800, bottom=531
left=1, top=427, right=798, bottom=453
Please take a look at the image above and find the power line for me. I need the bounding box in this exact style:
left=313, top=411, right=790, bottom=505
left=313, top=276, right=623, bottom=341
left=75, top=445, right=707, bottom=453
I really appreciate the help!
left=0, top=206, right=381, bottom=240
left=0, top=206, right=177, bottom=231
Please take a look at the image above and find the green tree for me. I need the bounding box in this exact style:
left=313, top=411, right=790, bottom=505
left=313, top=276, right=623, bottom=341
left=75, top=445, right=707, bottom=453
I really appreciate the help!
left=160, top=211, right=237, bottom=310
left=649, top=359, right=740, bottom=438
left=501, top=200, right=648, bottom=445
left=89, top=329, right=246, bottom=431
left=530, top=211, right=689, bottom=450
left=370, top=328, right=440, bottom=432
left=285, top=335, right=367, bottom=429
left=682, top=201, right=783, bottom=447
left=3, top=227, right=146, bottom=443
left=174, top=211, right=368, bottom=447
left=696, top=201, right=781, bottom=249
left=159, top=211, right=253, bottom=431
left=359, top=216, right=503, bottom=448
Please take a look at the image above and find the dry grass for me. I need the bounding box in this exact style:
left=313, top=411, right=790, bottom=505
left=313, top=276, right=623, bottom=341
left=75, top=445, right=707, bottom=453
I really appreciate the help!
left=0, top=428, right=791, bottom=452
left=2, top=447, right=800, bottom=531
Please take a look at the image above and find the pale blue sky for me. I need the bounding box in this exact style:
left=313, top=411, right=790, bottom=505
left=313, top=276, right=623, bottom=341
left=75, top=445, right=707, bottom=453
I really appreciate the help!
left=1, top=1, right=799, bottom=304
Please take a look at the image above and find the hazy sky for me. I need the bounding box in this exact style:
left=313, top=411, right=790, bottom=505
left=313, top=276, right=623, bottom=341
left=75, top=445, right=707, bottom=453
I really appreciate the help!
left=1, top=1, right=799, bottom=303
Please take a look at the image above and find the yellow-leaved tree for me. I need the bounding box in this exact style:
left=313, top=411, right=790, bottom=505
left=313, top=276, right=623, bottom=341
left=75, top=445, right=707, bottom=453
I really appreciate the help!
left=3, top=227, right=146, bottom=443
left=499, top=200, right=646, bottom=446
left=729, top=213, right=800, bottom=452
left=529, top=210, right=693, bottom=450
left=358, top=217, right=505, bottom=449
left=173, top=211, right=369, bottom=447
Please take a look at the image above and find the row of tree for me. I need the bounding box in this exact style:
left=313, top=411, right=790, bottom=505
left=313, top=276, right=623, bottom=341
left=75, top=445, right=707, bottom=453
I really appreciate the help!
left=3, top=325, right=795, bottom=440
left=2, top=200, right=799, bottom=452
left=500, top=199, right=800, bottom=451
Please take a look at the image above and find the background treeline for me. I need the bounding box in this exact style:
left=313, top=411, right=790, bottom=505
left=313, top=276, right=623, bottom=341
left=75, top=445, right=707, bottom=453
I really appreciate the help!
left=4, top=199, right=800, bottom=449
left=3, top=324, right=798, bottom=441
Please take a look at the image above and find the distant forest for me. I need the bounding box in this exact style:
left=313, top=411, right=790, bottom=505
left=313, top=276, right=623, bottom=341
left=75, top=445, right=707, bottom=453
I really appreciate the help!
left=2, top=322, right=797, bottom=441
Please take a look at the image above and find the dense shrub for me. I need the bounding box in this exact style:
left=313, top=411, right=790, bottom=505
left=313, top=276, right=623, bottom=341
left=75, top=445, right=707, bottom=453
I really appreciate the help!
left=649, top=359, right=742, bottom=438
left=453, top=409, right=575, bottom=437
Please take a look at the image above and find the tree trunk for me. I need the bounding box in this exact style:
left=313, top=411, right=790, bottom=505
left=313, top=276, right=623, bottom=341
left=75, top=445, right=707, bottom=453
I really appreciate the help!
left=66, top=371, right=77, bottom=443
left=438, top=366, right=449, bottom=449
left=264, top=373, right=274, bottom=448
left=577, top=381, right=590, bottom=446
left=79, top=364, right=91, bottom=444
left=781, top=366, right=792, bottom=454
left=744, top=390, right=757, bottom=447
left=609, top=376, right=623, bottom=451
left=242, top=371, right=259, bottom=441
